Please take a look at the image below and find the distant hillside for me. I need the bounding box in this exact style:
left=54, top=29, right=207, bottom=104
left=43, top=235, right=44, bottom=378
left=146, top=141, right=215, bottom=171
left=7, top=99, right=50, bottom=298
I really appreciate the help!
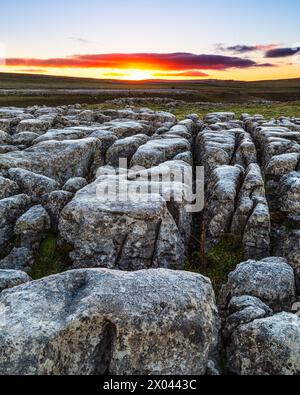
left=0, top=72, right=300, bottom=106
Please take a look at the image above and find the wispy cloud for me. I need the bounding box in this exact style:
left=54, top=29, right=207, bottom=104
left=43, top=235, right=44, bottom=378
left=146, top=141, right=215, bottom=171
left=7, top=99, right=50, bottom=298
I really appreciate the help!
left=227, top=45, right=258, bottom=53
left=68, top=37, right=100, bottom=45
left=68, top=37, right=91, bottom=44
left=218, top=43, right=279, bottom=54
left=256, top=63, right=276, bottom=67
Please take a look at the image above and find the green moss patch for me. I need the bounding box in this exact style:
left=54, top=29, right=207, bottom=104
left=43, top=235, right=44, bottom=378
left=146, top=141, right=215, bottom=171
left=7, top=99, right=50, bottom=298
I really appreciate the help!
left=28, top=233, right=72, bottom=280
left=185, top=235, right=245, bottom=295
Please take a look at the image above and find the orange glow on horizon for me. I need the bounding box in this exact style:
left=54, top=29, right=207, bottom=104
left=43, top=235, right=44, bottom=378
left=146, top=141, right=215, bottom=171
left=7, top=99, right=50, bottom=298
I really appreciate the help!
left=3, top=52, right=297, bottom=82
left=114, top=69, right=155, bottom=81
left=1, top=64, right=299, bottom=82
left=0, top=65, right=211, bottom=81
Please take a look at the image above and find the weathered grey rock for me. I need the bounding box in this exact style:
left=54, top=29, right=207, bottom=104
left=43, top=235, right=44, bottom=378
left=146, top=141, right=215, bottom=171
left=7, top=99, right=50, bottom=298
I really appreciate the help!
left=93, top=111, right=111, bottom=124
left=104, top=118, right=143, bottom=132
left=63, top=109, right=95, bottom=124
left=162, top=123, right=193, bottom=141
left=59, top=177, right=186, bottom=270
left=99, top=120, right=152, bottom=139
left=212, top=121, right=244, bottom=130
left=12, top=132, right=39, bottom=147
left=224, top=296, right=273, bottom=334
left=0, top=247, right=34, bottom=271
left=203, top=165, right=243, bottom=252
left=33, top=107, right=61, bottom=117
left=8, top=168, right=60, bottom=200
left=0, top=130, right=11, bottom=144
left=104, top=109, right=176, bottom=125
left=154, top=126, right=170, bottom=136
left=202, top=161, right=270, bottom=259
left=89, top=130, right=118, bottom=155
left=205, top=112, right=235, bottom=124
left=0, top=145, right=18, bottom=154
left=233, top=131, right=258, bottom=168
left=0, top=118, right=20, bottom=133
left=186, top=113, right=199, bottom=122
left=220, top=257, right=296, bottom=311
left=0, top=270, right=31, bottom=292
left=277, top=171, right=300, bottom=214
left=206, top=360, right=221, bottom=376
left=286, top=230, right=300, bottom=267
left=1, top=138, right=101, bottom=183
left=42, top=191, right=73, bottom=230
left=0, top=177, right=19, bottom=199
left=196, top=128, right=257, bottom=177
left=231, top=164, right=271, bottom=259
left=251, top=126, right=300, bottom=170
left=173, top=151, right=193, bottom=165
left=16, top=119, right=52, bottom=134
left=14, top=205, right=51, bottom=249
left=78, top=110, right=94, bottom=123
left=197, top=128, right=236, bottom=175
left=15, top=205, right=50, bottom=234
left=62, top=177, right=88, bottom=194
left=0, top=195, right=32, bottom=228
left=106, top=134, right=150, bottom=167
left=0, top=194, right=32, bottom=254
left=33, top=126, right=100, bottom=143
left=131, top=138, right=191, bottom=169
left=0, top=269, right=219, bottom=375
left=227, top=295, right=273, bottom=316
left=266, top=153, right=300, bottom=177
left=227, top=313, right=300, bottom=375
left=279, top=230, right=300, bottom=292
left=129, top=159, right=194, bottom=245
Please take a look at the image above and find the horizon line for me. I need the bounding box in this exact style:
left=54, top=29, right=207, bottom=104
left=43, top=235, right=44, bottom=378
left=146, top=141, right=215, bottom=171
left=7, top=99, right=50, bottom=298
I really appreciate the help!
left=1, top=71, right=300, bottom=84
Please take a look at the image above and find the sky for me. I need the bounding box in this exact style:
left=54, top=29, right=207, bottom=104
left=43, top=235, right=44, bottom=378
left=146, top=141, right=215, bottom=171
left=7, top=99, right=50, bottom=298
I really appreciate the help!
left=1, top=0, right=300, bottom=81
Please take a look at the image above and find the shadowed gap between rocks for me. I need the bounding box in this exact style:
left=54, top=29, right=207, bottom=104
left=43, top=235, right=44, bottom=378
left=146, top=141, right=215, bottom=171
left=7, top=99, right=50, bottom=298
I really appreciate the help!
left=92, top=321, right=117, bottom=375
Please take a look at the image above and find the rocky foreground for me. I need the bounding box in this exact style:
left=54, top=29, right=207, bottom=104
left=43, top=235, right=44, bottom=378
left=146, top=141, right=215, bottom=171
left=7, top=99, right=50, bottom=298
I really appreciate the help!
left=0, top=104, right=299, bottom=375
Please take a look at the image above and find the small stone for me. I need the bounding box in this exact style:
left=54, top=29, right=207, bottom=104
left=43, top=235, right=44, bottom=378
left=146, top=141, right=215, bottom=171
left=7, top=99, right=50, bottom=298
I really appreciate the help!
left=0, top=270, right=32, bottom=292
left=62, top=178, right=88, bottom=194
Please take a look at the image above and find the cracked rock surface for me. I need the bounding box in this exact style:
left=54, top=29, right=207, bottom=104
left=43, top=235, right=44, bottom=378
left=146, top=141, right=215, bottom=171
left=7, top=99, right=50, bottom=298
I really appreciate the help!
left=0, top=106, right=299, bottom=375
left=0, top=269, right=219, bottom=375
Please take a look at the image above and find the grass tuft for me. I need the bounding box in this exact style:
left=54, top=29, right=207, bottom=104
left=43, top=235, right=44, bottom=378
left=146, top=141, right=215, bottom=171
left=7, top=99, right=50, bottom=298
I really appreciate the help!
left=185, top=235, right=245, bottom=296
left=28, top=233, right=72, bottom=280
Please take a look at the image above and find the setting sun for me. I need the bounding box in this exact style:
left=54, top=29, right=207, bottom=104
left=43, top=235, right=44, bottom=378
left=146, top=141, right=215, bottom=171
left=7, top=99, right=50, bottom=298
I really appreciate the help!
left=119, top=69, right=154, bottom=81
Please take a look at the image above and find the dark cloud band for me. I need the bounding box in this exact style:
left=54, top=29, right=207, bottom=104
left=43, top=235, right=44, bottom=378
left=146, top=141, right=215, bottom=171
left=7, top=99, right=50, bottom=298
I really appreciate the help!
left=265, top=47, right=300, bottom=58
left=5, top=52, right=273, bottom=70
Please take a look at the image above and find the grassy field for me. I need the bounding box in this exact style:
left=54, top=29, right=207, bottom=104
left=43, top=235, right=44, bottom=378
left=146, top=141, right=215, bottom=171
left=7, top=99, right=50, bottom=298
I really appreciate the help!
left=0, top=72, right=300, bottom=117
left=87, top=100, right=300, bottom=120
left=1, top=72, right=300, bottom=105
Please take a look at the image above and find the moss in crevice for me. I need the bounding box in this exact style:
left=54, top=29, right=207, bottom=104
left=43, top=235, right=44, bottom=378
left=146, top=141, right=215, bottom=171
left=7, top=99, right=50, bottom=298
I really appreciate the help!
left=185, top=234, right=245, bottom=296
left=28, top=232, right=73, bottom=280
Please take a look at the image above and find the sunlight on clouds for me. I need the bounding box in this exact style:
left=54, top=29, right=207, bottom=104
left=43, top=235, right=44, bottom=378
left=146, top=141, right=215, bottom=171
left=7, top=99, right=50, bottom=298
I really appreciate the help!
left=1, top=62, right=299, bottom=82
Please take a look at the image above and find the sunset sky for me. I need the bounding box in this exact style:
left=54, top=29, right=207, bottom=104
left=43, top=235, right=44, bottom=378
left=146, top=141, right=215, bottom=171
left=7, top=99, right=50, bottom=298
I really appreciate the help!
left=1, top=0, right=300, bottom=81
